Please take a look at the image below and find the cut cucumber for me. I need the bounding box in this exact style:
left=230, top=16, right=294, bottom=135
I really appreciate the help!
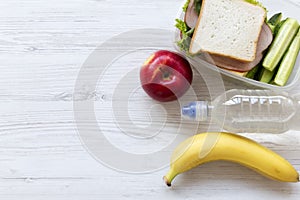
left=274, top=19, right=286, bottom=35
left=274, top=28, right=300, bottom=86
left=259, top=68, right=276, bottom=83
left=263, top=18, right=299, bottom=71
left=267, top=13, right=282, bottom=33
left=268, top=13, right=282, bottom=26
left=246, top=65, right=260, bottom=79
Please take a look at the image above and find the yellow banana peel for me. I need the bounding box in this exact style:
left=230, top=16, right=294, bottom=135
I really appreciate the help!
left=164, top=132, right=299, bottom=186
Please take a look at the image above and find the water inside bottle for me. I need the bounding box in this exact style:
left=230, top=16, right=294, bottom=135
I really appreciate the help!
left=211, top=90, right=298, bottom=133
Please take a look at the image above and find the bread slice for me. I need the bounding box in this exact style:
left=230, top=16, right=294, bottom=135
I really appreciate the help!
left=189, top=0, right=266, bottom=62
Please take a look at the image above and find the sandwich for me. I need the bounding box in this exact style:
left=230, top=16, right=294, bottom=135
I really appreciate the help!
left=176, top=0, right=273, bottom=72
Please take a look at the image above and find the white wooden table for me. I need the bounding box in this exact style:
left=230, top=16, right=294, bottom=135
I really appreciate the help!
left=0, top=0, right=300, bottom=199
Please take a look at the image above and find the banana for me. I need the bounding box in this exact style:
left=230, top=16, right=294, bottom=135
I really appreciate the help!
left=163, top=132, right=299, bottom=186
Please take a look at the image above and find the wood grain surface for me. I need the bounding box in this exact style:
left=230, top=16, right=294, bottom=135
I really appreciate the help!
left=0, top=0, right=300, bottom=199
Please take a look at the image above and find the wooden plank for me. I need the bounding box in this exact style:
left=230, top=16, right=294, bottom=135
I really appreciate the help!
left=0, top=0, right=300, bottom=199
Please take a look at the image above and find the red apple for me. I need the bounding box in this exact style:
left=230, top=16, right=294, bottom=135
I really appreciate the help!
left=140, top=50, right=193, bottom=102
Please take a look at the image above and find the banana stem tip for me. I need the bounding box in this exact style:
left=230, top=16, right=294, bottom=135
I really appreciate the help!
left=163, top=176, right=172, bottom=187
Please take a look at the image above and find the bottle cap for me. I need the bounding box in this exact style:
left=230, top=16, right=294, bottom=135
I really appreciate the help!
left=181, top=101, right=208, bottom=121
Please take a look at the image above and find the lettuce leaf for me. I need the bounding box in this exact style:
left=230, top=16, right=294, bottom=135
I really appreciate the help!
left=194, top=0, right=202, bottom=15
left=182, top=0, right=190, bottom=12
left=244, top=0, right=267, bottom=11
left=182, top=0, right=202, bottom=15
left=175, top=18, right=189, bottom=33
left=177, top=28, right=194, bottom=52
left=175, top=19, right=194, bottom=52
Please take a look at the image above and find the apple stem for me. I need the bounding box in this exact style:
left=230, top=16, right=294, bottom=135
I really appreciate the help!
left=159, top=67, right=170, bottom=79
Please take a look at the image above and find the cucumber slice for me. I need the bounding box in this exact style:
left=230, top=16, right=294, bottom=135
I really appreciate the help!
left=268, top=13, right=282, bottom=26
left=267, top=13, right=283, bottom=34
left=246, top=65, right=260, bottom=79
left=259, top=68, right=276, bottom=83
left=274, top=28, right=300, bottom=86
left=263, top=18, right=299, bottom=71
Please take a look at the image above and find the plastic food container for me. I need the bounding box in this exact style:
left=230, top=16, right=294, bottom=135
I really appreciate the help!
left=174, top=0, right=300, bottom=91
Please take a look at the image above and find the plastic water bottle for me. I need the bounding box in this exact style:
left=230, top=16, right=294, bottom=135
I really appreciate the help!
left=181, top=89, right=300, bottom=133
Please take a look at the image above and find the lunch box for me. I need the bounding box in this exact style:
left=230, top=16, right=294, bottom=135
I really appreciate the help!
left=174, top=0, right=300, bottom=91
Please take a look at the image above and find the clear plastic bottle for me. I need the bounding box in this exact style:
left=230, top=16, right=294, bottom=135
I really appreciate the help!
left=181, top=89, right=300, bottom=133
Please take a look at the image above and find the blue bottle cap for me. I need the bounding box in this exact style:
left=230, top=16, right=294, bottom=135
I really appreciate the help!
left=181, top=102, right=197, bottom=119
